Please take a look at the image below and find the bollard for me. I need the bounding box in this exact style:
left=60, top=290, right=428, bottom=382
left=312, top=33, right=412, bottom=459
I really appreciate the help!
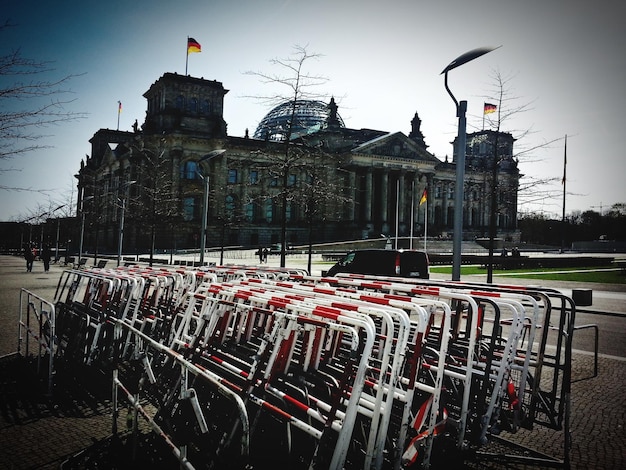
left=572, top=288, right=592, bottom=306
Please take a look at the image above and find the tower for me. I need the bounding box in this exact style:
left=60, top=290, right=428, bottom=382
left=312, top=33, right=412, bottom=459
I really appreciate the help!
left=142, top=73, right=229, bottom=137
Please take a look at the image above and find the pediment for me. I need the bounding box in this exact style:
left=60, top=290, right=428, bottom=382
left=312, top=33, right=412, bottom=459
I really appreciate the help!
left=353, top=132, right=439, bottom=162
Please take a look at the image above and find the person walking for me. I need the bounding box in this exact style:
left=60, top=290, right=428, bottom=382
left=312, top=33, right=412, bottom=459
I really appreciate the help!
left=41, top=243, right=52, bottom=272
left=23, top=243, right=35, bottom=272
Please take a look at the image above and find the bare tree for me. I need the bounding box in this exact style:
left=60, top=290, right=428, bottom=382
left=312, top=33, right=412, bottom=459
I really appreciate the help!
left=1, top=22, right=85, bottom=188
left=480, top=70, right=564, bottom=281
left=128, top=137, right=181, bottom=266
left=244, top=45, right=341, bottom=267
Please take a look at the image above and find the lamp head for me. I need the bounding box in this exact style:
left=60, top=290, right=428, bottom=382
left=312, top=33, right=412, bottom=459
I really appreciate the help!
left=441, top=46, right=501, bottom=75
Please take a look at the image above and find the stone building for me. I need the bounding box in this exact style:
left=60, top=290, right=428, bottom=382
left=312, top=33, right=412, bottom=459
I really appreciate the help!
left=75, top=72, right=520, bottom=255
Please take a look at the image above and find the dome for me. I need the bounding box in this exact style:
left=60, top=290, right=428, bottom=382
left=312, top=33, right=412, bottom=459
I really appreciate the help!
left=253, top=99, right=345, bottom=141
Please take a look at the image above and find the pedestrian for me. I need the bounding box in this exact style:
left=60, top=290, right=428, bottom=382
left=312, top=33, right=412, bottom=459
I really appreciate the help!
left=257, top=246, right=263, bottom=264
left=41, top=243, right=52, bottom=272
left=262, top=247, right=269, bottom=263
left=24, top=243, right=35, bottom=272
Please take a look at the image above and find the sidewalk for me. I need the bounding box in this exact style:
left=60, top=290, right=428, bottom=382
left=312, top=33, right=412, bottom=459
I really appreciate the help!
left=0, top=254, right=624, bottom=469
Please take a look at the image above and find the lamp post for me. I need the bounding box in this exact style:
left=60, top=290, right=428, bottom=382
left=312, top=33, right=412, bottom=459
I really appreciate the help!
left=117, top=181, right=137, bottom=267
left=79, top=196, right=94, bottom=261
left=196, top=149, right=226, bottom=266
left=441, top=46, right=498, bottom=281
left=51, top=204, right=66, bottom=262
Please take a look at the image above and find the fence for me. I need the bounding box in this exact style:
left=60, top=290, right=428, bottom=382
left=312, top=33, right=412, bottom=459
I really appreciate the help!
left=15, top=261, right=586, bottom=469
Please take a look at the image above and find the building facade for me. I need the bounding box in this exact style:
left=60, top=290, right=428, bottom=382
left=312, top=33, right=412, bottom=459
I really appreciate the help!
left=75, top=73, right=520, bottom=255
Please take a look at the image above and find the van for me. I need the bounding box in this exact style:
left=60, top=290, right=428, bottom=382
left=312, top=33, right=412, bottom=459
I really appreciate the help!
left=326, top=249, right=430, bottom=279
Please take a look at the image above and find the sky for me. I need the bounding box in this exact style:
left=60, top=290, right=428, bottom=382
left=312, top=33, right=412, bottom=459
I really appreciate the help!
left=1, top=0, right=625, bottom=222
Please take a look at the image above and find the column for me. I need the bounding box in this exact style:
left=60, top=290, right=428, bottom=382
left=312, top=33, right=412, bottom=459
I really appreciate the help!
left=348, top=170, right=356, bottom=221
left=381, top=171, right=388, bottom=225
left=365, top=169, right=373, bottom=223
left=398, top=174, right=405, bottom=225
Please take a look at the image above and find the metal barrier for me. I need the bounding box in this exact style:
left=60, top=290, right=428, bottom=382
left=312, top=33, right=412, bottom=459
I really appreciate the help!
left=18, top=288, right=57, bottom=395
left=19, top=263, right=585, bottom=469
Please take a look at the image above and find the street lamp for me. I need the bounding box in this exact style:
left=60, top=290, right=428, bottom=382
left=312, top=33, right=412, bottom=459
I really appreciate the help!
left=196, top=149, right=226, bottom=266
left=117, top=181, right=137, bottom=267
left=51, top=204, right=66, bottom=262
left=441, top=46, right=499, bottom=281
left=79, top=196, right=94, bottom=261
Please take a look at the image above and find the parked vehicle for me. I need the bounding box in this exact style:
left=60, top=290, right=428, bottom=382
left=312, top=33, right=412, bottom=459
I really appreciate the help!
left=326, top=249, right=430, bottom=279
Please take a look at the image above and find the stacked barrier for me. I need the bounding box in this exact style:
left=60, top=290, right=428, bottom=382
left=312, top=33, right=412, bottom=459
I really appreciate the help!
left=41, top=263, right=576, bottom=469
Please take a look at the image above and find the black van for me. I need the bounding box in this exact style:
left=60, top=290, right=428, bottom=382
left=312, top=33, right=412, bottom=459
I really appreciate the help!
left=326, top=249, right=430, bottom=279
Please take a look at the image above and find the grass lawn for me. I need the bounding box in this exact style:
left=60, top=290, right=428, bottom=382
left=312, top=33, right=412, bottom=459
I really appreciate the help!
left=429, top=265, right=626, bottom=284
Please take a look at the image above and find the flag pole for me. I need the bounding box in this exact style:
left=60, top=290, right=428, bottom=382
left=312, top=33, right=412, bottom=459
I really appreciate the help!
left=117, top=101, right=121, bottom=131
left=185, top=36, right=189, bottom=75
left=560, top=134, right=567, bottom=253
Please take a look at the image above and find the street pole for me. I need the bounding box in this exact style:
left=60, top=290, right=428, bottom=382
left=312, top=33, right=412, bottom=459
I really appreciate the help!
left=79, top=211, right=85, bottom=261
left=55, top=218, right=61, bottom=262
left=197, top=149, right=226, bottom=266
left=199, top=173, right=209, bottom=266
left=441, top=46, right=499, bottom=281
left=117, top=181, right=136, bottom=267
left=452, top=99, right=467, bottom=281
left=117, top=198, right=126, bottom=267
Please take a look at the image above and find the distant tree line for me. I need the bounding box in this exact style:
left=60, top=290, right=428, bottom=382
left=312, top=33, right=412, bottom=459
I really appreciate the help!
left=519, top=203, right=626, bottom=246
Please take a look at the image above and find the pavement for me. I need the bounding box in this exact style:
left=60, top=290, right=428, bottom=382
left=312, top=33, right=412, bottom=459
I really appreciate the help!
left=0, top=253, right=624, bottom=469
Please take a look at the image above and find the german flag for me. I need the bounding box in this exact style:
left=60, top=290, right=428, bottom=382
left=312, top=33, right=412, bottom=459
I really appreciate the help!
left=187, top=37, right=201, bottom=54
left=484, top=102, right=497, bottom=114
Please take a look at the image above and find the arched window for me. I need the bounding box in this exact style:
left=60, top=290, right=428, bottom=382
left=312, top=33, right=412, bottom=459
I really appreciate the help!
left=201, top=100, right=211, bottom=114
left=188, top=97, right=198, bottom=113
left=175, top=95, right=185, bottom=109
left=180, top=161, right=198, bottom=180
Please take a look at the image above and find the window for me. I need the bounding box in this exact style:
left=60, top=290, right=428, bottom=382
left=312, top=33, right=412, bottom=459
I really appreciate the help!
left=249, top=170, right=259, bottom=184
left=286, top=202, right=292, bottom=221
left=175, top=95, right=184, bottom=109
left=435, top=184, right=442, bottom=198
left=245, top=202, right=255, bottom=221
left=201, top=100, right=211, bottom=114
left=183, top=197, right=195, bottom=221
left=287, top=174, right=297, bottom=187
left=270, top=176, right=278, bottom=187
left=225, top=194, right=235, bottom=218
left=228, top=169, right=238, bottom=184
left=265, top=198, right=273, bottom=222
left=188, top=97, right=198, bottom=113
left=447, top=184, right=454, bottom=199
left=180, top=161, right=198, bottom=180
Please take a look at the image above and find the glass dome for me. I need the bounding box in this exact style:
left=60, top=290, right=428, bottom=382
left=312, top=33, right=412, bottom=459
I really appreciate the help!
left=253, top=99, right=344, bottom=141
